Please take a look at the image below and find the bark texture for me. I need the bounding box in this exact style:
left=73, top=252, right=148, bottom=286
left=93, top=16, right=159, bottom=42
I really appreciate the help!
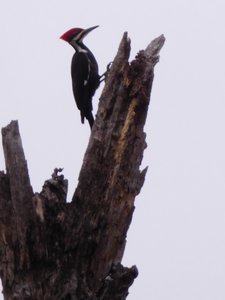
left=0, top=33, right=165, bottom=299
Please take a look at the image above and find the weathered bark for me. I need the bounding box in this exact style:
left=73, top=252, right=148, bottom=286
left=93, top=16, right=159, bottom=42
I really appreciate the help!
left=0, top=33, right=165, bottom=299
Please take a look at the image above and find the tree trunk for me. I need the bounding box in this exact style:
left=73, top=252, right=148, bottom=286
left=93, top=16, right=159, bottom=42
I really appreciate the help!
left=0, top=33, right=165, bottom=300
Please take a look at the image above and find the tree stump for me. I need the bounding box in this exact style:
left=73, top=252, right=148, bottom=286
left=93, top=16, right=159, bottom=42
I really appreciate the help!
left=0, top=33, right=165, bottom=299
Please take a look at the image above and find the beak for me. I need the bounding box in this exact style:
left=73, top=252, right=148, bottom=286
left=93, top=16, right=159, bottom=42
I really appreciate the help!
left=82, top=25, right=99, bottom=39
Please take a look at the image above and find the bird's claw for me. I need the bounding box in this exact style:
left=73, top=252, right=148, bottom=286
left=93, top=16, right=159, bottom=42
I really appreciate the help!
left=100, top=61, right=113, bottom=83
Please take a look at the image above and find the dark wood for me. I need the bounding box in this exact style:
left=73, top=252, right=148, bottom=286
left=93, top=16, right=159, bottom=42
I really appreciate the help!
left=0, top=33, right=165, bottom=299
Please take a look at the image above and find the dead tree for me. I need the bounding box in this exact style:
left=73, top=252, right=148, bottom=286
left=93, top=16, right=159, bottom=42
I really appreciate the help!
left=0, top=33, right=165, bottom=299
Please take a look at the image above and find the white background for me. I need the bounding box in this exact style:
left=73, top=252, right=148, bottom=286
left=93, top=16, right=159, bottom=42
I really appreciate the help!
left=1, top=1, right=225, bottom=299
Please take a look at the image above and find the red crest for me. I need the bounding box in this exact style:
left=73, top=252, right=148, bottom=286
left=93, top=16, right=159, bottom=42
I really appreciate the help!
left=60, top=28, right=83, bottom=42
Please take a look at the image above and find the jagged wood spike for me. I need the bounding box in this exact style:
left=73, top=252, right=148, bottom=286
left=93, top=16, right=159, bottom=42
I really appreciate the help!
left=0, top=33, right=165, bottom=299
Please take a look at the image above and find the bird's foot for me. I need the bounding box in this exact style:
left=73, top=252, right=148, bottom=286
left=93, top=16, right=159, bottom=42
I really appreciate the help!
left=100, top=62, right=113, bottom=83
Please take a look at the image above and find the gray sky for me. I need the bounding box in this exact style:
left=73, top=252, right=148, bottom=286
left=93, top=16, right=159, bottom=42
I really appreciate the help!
left=1, top=1, right=225, bottom=299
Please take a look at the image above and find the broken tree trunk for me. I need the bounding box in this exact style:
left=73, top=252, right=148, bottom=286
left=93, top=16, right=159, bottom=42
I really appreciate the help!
left=0, top=33, right=165, bottom=299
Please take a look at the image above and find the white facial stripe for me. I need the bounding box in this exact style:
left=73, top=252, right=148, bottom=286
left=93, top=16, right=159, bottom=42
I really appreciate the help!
left=74, top=30, right=84, bottom=41
left=70, top=39, right=88, bottom=53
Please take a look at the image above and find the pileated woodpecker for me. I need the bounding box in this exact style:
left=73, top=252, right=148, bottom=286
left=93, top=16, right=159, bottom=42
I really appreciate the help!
left=60, top=25, right=100, bottom=129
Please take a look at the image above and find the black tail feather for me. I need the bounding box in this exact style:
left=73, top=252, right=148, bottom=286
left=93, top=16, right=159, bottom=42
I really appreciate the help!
left=87, top=113, right=94, bottom=129
left=80, top=111, right=94, bottom=129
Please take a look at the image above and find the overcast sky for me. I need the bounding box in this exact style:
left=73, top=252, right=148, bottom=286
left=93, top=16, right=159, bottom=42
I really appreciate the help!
left=1, top=1, right=225, bottom=299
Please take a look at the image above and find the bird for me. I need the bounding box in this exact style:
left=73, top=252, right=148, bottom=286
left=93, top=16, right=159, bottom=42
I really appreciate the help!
left=60, top=25, right=100, bottom=129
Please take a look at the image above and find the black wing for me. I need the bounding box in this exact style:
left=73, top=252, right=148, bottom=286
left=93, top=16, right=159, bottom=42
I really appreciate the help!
left=71, top=52, right=89, bottom=112
left=71, top=51, right=100, bottom=126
